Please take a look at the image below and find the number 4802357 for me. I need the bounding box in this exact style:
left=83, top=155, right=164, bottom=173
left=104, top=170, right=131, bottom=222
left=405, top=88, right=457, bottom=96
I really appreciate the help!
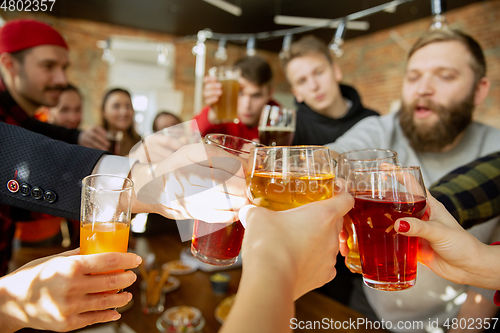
left=443, top=318, right=498, bottom=330
left=1, top=0, right=56, bottom=12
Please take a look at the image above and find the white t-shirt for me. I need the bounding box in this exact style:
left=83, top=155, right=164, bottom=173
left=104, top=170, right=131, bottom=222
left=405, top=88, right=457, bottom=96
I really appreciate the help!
left=327, top=112, right=500, bottom=332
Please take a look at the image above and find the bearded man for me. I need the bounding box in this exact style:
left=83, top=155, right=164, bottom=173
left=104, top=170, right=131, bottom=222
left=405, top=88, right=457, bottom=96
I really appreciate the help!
left=327, top=29, right=500, bottom=333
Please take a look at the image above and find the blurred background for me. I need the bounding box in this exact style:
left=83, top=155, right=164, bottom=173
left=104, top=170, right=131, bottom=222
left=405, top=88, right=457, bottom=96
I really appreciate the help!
left=1, top=0, right=498, bottom=136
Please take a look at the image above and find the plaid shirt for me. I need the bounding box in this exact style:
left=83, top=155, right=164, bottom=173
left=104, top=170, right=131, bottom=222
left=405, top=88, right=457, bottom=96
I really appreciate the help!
left=430, top=151, right=500, bottom=229
left=430, top=153, right=500, bottom=306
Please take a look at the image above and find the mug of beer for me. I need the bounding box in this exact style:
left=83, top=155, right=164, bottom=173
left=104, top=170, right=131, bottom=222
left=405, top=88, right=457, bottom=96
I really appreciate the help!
left=347, top=166, right=427, bottom=291
left=258, top=105, right=296, bottom=146
left=246, top=146, right=335, bottom=211
left=209, top=66, right=240, bottom=123
left=107, top=130, right=123, bottom=156
left=191, top=134, right=264, bottom=266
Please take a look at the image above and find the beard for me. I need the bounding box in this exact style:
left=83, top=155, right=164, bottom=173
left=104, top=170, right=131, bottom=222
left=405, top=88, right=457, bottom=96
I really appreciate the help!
left=399, top=92, right=475, bottom=152
left=18, top=66, right=65, bottom=108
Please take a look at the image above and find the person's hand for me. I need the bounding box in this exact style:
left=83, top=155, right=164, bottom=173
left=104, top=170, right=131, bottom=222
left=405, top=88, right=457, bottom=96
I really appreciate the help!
left=203, top=75, right=222, bottom=106
left=240, top=192, right=355, bottom=300
left=203, top=76, right=222, bottom=124
left=129, top=143, right=249, bottom=223
left=339, top=221, right=351, bottom=257
left=334, top=178, right=354, bottom=270
left=128, top=125, right=199, bottom=163
left=395, top=193, right=500, bottom=289
left=0, top=249, right=142, bottom=333
left=78, top=125, right=109, bottom=150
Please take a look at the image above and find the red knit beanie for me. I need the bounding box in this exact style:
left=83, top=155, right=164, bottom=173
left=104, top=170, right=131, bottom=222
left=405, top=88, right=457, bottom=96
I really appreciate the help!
left=0, top=19, right=68, bottom=54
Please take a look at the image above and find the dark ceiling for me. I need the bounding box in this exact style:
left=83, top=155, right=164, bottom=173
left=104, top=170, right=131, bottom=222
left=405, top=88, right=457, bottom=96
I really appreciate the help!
left=49, top=0, right=485, bottom=52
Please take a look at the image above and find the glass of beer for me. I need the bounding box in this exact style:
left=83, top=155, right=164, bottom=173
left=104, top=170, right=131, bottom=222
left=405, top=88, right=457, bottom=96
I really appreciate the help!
left=338, top=149, right=398, bottom=274
left=191, top=134, right=264, bottom=266
left=107, top=130, right=123, bottom=155
left=347, top=166, right=427, bottom=291
left=258, top=105, right=296, bottom=146
left=246, top=146, right=335, bottom=211
left=80, top=174, right=133, bottom=260
left=209, top=66, right=240, bottom=123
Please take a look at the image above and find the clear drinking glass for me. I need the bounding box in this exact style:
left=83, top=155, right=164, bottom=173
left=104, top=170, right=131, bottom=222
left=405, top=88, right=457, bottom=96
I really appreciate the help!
left=209, top=66, right=241, bottom=123
left=246, top=146, right=335, bottom=211
left=191, top=134, right=264, bottom=266
left=337, top=149, right=398, bottom=274
left=258, top=105, right=296, bottom=146
left=347, top=166, right=427, bottom=291
left=80, top=174, right=133, bottom=294
left=107, top=131, right=123, bottom=155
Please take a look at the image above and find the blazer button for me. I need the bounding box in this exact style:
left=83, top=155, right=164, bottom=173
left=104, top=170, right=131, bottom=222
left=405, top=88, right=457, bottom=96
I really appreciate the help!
left=20, top=183, right=31, bottom=196
left=7, top=179, right=19, bottom=193
left=31, top=187, right=43, bottom=200
left=43, top=190, right=57, bottom=203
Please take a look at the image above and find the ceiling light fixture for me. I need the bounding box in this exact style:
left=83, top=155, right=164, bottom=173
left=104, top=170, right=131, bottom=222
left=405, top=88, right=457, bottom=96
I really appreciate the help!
left=246, top=38, right=256, bottom=56
left=279, top=33, right=293, bottom=59
left=430, top=0, right=449, bottom=31
left=215, top=38, right=228, bottom=61
left=203, top=0, right=242, bottom=17
left=157, top=44, right=169, bottom=67
left=329, top=19, right=347, bottom=58
left=101, top=39, right=115, bottom=64
left=274, top=15, right=369, bottom=31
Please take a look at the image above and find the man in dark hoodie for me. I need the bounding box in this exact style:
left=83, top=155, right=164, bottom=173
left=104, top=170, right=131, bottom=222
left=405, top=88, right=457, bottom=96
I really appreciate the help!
left=281, top=35, right=377, bottom=305
left=281, top=35, right=378, bottom=145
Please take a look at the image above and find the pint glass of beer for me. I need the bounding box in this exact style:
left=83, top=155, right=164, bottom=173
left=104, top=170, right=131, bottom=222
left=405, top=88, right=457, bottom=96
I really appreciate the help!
left=191, top=134, right=264, bottom=266
left=338, top=149, right=398, bottom=274
left=107, top=131, right=123, bottom=156
left=347, top=166, right=426, bottom=291
left=246, top=146, right=335, bottom=211
left=209, top=66, right=240, bottom=123
left=258, top=105, right=296, bottom=146
left=80, top=175, right=133, bottom=257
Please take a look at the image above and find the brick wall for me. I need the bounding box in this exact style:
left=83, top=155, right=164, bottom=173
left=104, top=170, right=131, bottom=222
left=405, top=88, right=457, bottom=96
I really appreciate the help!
left=1, top=11, right=286, bottom=127
left=3, top=0, right=499, bottom=129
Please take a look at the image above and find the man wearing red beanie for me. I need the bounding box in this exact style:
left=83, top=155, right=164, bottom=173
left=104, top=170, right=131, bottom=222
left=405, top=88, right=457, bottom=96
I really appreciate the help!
left=0, top=19, right=108, bottom=147
left=0, top=19, right=109, bottom=278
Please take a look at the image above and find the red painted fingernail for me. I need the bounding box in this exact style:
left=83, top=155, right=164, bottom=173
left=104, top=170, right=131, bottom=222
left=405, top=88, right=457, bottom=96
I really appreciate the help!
left=398, top=220, right=410, bottom=233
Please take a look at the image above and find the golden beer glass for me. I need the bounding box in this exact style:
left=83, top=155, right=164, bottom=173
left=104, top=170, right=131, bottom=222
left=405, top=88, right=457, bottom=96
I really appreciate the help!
left=246, top=146, right=336, bottom=211
left=209, top=66, right=241, bottom=123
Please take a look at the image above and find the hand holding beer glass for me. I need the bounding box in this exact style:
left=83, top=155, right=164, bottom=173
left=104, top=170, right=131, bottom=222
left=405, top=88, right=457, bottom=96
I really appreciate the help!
left=191, top=134, right=264, bottom=266
left=246, top=146, right=335, bottom=211
left=337, top=149, right=398, bottom=274
left=208, top=66, right=240, bottom=123
left=347, top=166, right=427, bottom=291
left=258, top=105, right=296, bottom=146
left=80, top=175, right=133, bottom=280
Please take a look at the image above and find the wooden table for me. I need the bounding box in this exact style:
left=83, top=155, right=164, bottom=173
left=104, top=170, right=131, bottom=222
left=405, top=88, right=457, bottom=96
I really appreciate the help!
left=11, top=232, right=386, bottom=333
